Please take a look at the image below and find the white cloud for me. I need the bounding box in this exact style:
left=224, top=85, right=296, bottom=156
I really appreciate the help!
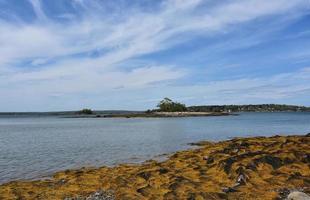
left=2, top=67, right=309, bottom=111
left=137, top=67, right=310, bottom=106
left=0, top=0, right=310, bottom=110
left=28, top=0, right=47, bottom=21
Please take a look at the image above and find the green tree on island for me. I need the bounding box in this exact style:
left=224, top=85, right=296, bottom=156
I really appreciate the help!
left=157, top=98, right=187, bottom=112
left=77, top=108, right=93, bottom=115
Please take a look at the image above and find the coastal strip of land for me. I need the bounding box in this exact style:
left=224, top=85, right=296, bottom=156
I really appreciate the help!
left=65, top=111, right=231, bottom=118
left=1, top=103, right=309, bottom=119
left=0, top=134, right=309, bottom=200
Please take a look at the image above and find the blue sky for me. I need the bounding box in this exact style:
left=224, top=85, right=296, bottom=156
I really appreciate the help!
left=0, top=0, right=310, bottom=111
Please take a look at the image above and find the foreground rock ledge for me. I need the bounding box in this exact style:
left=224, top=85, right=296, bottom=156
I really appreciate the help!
left=0, top=134, right=309, bottom=200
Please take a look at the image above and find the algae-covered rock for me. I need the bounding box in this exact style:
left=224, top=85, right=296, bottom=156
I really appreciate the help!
left=0, top=134, right=309, bottom=200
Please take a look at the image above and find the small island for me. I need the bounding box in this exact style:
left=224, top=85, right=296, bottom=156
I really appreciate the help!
left=0, top=99, right=308, bottom=118
left=69, top=98, right=231, bottom=118
left=68, top=98, right=310, bottom=118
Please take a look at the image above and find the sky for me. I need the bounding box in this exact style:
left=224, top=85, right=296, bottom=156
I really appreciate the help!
left=0, top=0, right=310, bottom=111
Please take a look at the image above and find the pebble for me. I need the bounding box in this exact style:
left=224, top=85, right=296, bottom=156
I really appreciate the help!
left=86, top=190, right=115, bottom=200
left=64, top=190, right=115, bottom=200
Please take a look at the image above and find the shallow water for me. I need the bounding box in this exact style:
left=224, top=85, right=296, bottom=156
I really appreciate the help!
left=0, top=112, right=309, bottom=184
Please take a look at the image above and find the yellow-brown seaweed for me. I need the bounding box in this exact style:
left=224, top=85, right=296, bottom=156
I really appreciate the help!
left=0, top=134, right=309, bottom=200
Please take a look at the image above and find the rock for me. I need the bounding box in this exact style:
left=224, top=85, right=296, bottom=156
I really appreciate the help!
left=254, top=155, right=283, bottom=169
left=222, top=187, right=237, bottom=193
left=64, top=190, right=115, bottom=200
left=203, top=156, right=214, bottom=164
left=159, top=168, right=169, bottom=174
left=187, top=193, right=196, bottom=200
left=277, top=188, right=290, bottom=199
left=301, top=154, right=310, bottom=164
left=236, top=174, right=246, bottom=185
left=86, top=190, right=115, bottom=200
left=137, top=171, right=151, bottom=180
left=64, top=197, right=83, bottom=200
left=287, top=191, right=310, bottom=200
left=235, top=166, right=245, bottom=174
left=246, top=162, right=257, bottom=171
left=221, top=157, right=237, bottom=174
left=57, top=179, right=66, bottom=185
left=137, top=185, right=152, bottom=196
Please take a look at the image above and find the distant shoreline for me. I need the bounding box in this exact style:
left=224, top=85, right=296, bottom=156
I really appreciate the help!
left=1, top=103, right=309, bottom=117
left=63, top=111, right=232, bottom=118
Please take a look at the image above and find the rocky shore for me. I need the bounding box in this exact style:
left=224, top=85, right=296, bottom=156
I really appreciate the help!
left=0, top=134, right=309, bottom=200
left=66, top=111, right=231, bottom=118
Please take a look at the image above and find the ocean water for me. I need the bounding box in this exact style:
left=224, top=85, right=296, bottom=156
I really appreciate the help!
left=0, top=112, right=309, bottom=184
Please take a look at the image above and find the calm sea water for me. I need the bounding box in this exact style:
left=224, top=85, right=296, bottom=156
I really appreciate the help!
left=0, top=112, right=309, bottom=184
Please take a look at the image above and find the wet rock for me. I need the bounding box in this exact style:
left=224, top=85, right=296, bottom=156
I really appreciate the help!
left=216, top=192, right=228, bottom=199
left=277, top=188, right=291, bottom=199
left=74, top=170, right=84, bottom=176
left=187, top=193, right=196, bottom=200
left=235, top=166, right=245, bottom=174
left=137, top=185, right=152, bottom=196
left=283, top=157, right=294, bottom=165
left=222, top=187, right=238, bottom=193
left=287, top=191, right=310, bottom=200
left=137, top=171, right=151, bottom=180
left=159, top=168, right=169, bottom=174
left=188, top=141, right=214, bottom=146
left=168, top=176, right=195, bottom=191
left=221, top=157, right=237, bottom=174
left=301, top=154, right=310, bottom=164
left=221, top=151, right=263, bottom=172
left=169, top=182, right=179, bottom=191
left=240, top=141, right=250, bottom=148
left=254, top=155, right=283, bottom=169
left=221, top=142, right=247, bottom=154
left=223, top=167, right=247, bottom=193
left=207, top=157, right=214, bottom=164
left=203, top=156, right=214, bottom=164
left=246, top=162, right=257, bottom=171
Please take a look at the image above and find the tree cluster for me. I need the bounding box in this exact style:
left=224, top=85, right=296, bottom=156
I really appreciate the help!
left=77, top=108, right=93, bottom=115
left=157, top=98, right=187, bottom=112
left=187, top=104, right=310, bottom=112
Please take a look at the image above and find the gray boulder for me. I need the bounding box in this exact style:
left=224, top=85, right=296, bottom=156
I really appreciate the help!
left=287, top=192, right=310, bottom=200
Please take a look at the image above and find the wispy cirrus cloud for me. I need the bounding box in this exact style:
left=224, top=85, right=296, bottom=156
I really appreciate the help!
left=0, top=0, right=310, bottom=111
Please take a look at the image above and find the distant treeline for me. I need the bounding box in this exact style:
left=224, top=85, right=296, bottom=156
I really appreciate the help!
left=187, top=104, right=310, bottom=112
